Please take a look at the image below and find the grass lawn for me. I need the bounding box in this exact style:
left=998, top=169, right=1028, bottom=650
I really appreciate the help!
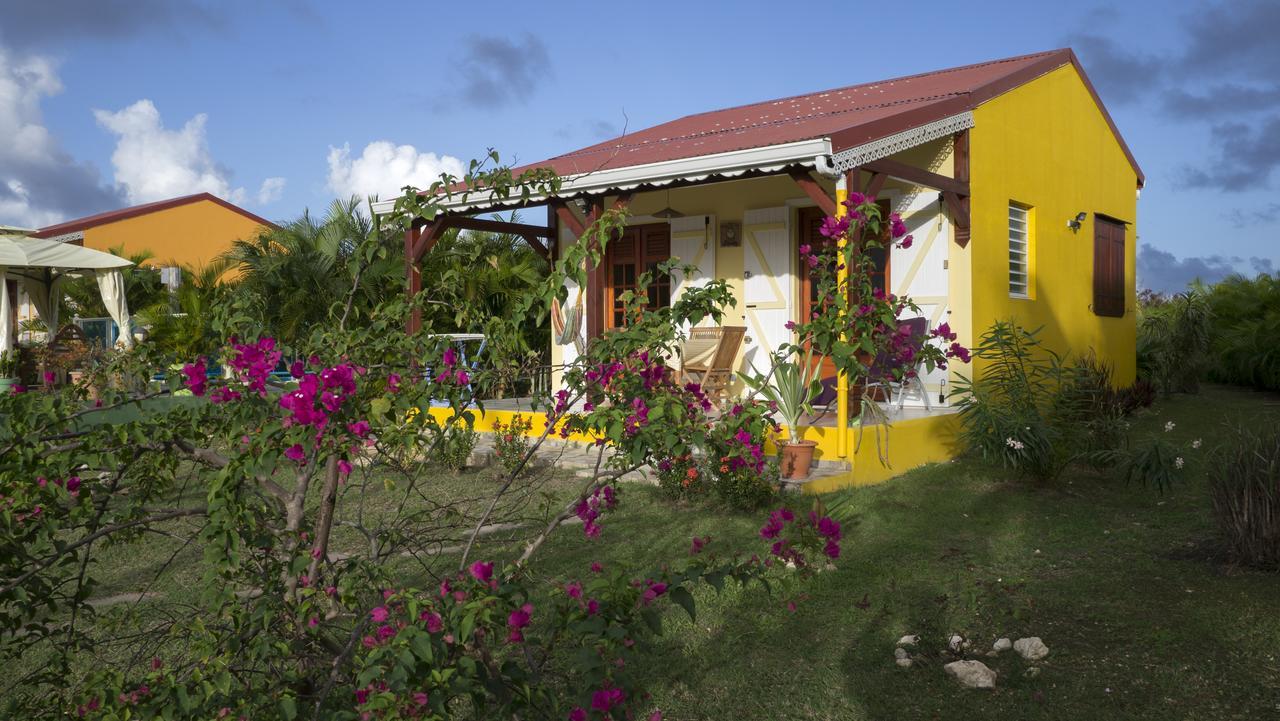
left=521, top=384, right=1280, bottom=719
left=35, top=385, right=1280, bottom=719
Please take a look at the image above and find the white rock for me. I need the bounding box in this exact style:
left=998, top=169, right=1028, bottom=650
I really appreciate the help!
left=894, top=647, right=909, bottom=660
left=948, top=634, right=964, bottom=652
left=1014, top=637, right=1049, bottom=660
left=895, top=657, right=913, bottom=668
left=1023, top=666, right=1041, bottom=678
left=944, top=660, right=997, bottom=689
left=896, top=634, right=920, bottom=647
left=992, top=637, right=1013, bottom=653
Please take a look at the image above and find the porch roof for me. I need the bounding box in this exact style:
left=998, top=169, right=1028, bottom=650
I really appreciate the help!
left=375, top=48, right=1142, bottom=216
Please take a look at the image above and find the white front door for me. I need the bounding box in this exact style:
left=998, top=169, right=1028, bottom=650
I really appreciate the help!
left=742, top=207, right=792, bottom=373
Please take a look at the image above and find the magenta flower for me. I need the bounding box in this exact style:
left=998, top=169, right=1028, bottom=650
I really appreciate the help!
left=284, top=444, right=306, bottom=463
left=337, top=459, right=353, bottom=477
left=442, top=346, right=457, bottom=368
left=590, top=561, right=603, bottom=574
left=587, top=598, right=600, bottom=616
left=819, top=215, right=850, bottom=239
left=889, top=213, right=907, bottom=238
left=468, top=561, right=494, bottom=584
left=180, top=357, right=208, bottom=396
left=568, top=708, right=587, bottom=721
left=370, top=606, right=389, bottom=623
left=455, top=370, right=470, bottom=385
left=387, top=372, right=401, bottom=393
left=566, top=581, right=583, bottom=599
left=824, top=539, right=841, bottom=558
left=421, top=610, right=443, bottom=633
left=290, top=360, right=305, bottom=378
left=641, top=580, right=668, bottom=605
left=347, top=420, right=370, bottom=438
left=899, top=234, right=913, bottom=249
left=412, top=692, right=429, bottom=707
left=591, top=687, right=625, bottom=713
left=42, top=371, right=55, bottom=385
left=506, top=602, right=533, bottom=643
left=690, top=536, right=710, bottom=555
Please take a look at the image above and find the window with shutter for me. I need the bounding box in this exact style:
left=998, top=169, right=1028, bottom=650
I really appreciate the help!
left=605, top=222, right=672, bottom=328
left=1008, top=203, right=1031, bottom=297
left=1092, top=216, right=1126, bottom=317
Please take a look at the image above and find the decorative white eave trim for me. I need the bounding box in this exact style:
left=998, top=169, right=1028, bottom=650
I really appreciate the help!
left=829, top=111, right=974, bottom=173
left=43, top=231, right=85, bottom=244
left=370, top=138, right=834, bottom=216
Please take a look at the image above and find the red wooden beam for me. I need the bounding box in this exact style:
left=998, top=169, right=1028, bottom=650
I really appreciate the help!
left=864, top=171, right=888, bottom=200
left=861, top=157, right=969, bottom=196
left=788, top=168, right=836, bottom=216
left=952, top=129, right=971, bottom=247
left=404, top=217, right=426, bottom=334
left=410, top=216, right=447, bottom=263
left=439, top=215, right=555, bottom=239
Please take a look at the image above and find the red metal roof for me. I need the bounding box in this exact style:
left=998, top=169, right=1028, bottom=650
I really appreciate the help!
left=513, top=48, right=1142, bottom=185
left=31, top=192, right=275, bottom=238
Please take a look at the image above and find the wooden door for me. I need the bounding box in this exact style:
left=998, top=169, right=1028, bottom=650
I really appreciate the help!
left=605, top=222, right=672, bottom=328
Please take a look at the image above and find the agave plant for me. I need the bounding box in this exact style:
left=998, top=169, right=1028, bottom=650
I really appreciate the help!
left=741, top=348, right=822, bottom=442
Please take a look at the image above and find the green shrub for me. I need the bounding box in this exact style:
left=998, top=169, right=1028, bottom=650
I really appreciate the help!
left=1137, top=290, right=1212, bottom=395
left=1208, top=425, right=1280, bottom=569
left=437, top=423, right=478, bottom=471
left=1203, top=274, right=1280, bottom=391
left=490, top=413, right=533, bottom=476
left=955, top=322, right=1164, bottom=482
left=656, top=453, right=708, bottom=500
left=710, top=458, right=780, bottom=510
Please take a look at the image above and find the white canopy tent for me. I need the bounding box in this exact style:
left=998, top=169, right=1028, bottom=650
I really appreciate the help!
left=0, top=233, right=135, bottom=355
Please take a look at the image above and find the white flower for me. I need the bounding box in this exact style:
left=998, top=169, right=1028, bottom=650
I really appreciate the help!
left=1192, top=438, right=1202, bottom=449
left=1165, top=421, right=1176, bottom=432
left=1175, top=457, right=1185, bottom=469
left=1005, top=437, right=1025, bottom=451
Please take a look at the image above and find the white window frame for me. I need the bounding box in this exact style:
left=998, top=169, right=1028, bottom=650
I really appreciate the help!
left=1008, top=203, right=1030, bottom=298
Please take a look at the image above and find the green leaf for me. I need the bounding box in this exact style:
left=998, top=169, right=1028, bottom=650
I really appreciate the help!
left=669, top=586, right=697, bottom=622
left=640, top=607, right=663, bottom=635
left=279, top=696, right=297, bottom=721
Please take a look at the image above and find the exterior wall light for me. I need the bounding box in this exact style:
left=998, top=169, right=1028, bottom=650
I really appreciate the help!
left=1067, top=211, right=1087, bottom=232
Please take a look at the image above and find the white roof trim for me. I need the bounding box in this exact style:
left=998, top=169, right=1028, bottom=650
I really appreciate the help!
left=829, top=111, right=974, bottom=172
left=371, top=138, right=833, bottom=216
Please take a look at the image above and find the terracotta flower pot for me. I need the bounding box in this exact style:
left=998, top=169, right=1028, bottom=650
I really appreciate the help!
left=780, top=440, right=818, bottom=480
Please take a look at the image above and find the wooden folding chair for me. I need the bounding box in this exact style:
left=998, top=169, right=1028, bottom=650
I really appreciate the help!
left=679, top=326, right=745, bottom=407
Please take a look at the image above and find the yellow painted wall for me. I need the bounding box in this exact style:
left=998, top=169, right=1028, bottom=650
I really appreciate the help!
left=82, top=199, right=268, bottom=270
left=968, top=63, right=1140, bottom=383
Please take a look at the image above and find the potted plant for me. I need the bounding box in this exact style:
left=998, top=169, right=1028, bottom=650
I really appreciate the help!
left=742, top=350, right=822, bottom=480
left=0, top=349, right=19, bottom=393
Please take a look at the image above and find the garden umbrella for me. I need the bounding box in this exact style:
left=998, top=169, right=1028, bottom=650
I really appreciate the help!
left=0, top=233, right=135, bottom=354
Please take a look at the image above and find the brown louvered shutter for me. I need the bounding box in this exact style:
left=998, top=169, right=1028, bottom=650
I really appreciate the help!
left=1093, top=217, right=1126, bottom=317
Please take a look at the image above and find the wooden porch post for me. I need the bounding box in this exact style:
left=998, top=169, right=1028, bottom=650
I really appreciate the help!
left=952, top=129, right=971, bottom=247
left=404, top=217, right=425, bottom=334
left=835, top=172, right=851, bottom=459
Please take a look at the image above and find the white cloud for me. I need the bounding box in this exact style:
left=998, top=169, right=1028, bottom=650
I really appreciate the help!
left=326, top=141, right=465, bottom=202
left=0, top=47, right=121, bottom=227
left=93, top=99, right=249, bottom=204
left=256, top=176, right=286, bottom=205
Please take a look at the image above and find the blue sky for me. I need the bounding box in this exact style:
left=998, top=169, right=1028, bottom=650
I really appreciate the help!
left=1, top=0, right=1277, bottom=292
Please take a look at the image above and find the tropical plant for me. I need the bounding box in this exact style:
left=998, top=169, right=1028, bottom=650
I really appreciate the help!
left=741, top=350, right=822, bottom=441
left=1208, top=423, right=1280, bottom=569
left=1202, top=273, right=1280, bottom=391
left=221, top=196, right=400, bottom=344
left=1137, top=289, right=1211, bottom=394
left=57, top=245, right=168, bottom=323
left=138, top=259, right=234, bottom=360
left=0, top=349, right=17, bottom=378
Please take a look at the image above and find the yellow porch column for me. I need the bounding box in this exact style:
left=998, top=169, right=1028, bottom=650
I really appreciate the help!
left=835, top=174, right=849, bottom=458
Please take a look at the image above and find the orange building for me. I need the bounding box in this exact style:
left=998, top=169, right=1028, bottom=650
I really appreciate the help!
left=31, top=192, right=273, bottom=270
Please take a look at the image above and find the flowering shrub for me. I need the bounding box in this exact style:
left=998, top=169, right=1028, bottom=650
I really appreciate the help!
left=490, top=413, right=534, bottom=476
left=705, top=400, right=781, bottom=509
left=0, top=157, right=843, bottom=720
left=656, top=453, right=706, bottom=500
left=437, top=422, right=479, bottom=471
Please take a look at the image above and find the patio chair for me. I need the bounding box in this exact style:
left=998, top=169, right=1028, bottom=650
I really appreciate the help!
left=862, top=317, right=933, bottom=411
left=678, top=326, right=746, bottom=407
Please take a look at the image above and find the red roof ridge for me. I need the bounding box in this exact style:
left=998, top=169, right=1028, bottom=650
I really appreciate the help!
left=32, top=192, right=277, bottom=238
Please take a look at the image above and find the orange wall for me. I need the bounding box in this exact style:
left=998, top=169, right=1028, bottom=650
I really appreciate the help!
left=82, top=199, right=267, bottom=270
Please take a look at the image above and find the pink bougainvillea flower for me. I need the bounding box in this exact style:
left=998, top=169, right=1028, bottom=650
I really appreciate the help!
left=386, top=372, right=401, bottom=393
left=337, top=459, right=353, bottom=477
left=568, top=708, right=587, bottom=721
left=641, top=580, right=668, bottom=606
left=690, top=536, right=710, bottom=555
left=586, top=598, right=600, bottom=616
left=591, top=687, right=625, bottom=713
left=565, top=581, right=583, bottom=599
left=420, top=610, right=444, bottom=633
left=180, top=357, right=208, bottom=396
left=369, top=606, right=389, bottom=623
left=590, top=561, right=603, bottom=573
left=455, top=370, right=470, bottom=386
left=284, top=444, right=306, bottom=463
left=899, top=234, right=914, bottom=249
left=442, top=346, right=457, bottom=368
left=824, top=539, right=841, bottom=559
left=412, top=692, right=429, bottom=707
left=290, top=360, right=306, bottom=378
left=468, top=561, right=494, bottom=584
left=649, top=711, right=664, bottom=721
left=347, top=420, right=370, bottom=438
left=506, top=602, right=533, bottom=643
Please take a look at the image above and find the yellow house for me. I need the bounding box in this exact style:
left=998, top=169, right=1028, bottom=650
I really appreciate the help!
left=31, top=192, right=273, bottom=270
left=381, top=48, right=1142, bottom=490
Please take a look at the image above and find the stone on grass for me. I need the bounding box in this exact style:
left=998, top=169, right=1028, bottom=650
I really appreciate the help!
left=944, top=660, right=997, bottom=689
left=895, top=657, right=913, bottom=668
left=896, top=634, right=920, bottom=647
left=1014, top=637, right=1050, bottom=661
left=948, top=634, right=965, bottom=652
left=992, top=637, right=1013, bottom=653
left=894, top=647, right=910, bottom=660
left=1023, top=666, right=1041, bottom=678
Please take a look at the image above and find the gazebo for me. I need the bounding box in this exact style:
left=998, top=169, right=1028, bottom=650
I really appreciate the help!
left=0, top=233, right=135, bottom=354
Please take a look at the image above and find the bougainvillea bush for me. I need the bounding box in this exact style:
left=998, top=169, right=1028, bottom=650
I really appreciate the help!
left=0, top=158, right=843, bottom=720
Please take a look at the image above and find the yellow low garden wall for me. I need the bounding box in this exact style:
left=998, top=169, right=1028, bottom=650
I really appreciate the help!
left=424, top=406, right=963, bottom=493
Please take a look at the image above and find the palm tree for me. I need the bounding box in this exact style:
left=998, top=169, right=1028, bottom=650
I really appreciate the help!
left=221, top=197, right=401, bottom=343
left=140, top=258, right=235, bottom=360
